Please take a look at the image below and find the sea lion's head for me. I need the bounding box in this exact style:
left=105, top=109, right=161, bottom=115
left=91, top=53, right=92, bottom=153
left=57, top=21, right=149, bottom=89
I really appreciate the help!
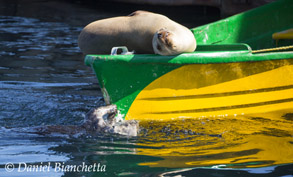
left=152, top=27, right=197, bottom=56
left=152, top=28, right=179, bottom=56
left=83, top=105, right=117, bottom=132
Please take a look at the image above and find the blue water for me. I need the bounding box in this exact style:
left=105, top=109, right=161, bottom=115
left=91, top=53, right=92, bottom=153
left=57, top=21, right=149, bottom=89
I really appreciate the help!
left=0, top=15, right=292, bottom=177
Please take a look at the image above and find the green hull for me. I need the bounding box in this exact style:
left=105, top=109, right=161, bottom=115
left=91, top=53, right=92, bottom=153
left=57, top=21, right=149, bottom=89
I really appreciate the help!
left=85, top=0, right=293, bottom=120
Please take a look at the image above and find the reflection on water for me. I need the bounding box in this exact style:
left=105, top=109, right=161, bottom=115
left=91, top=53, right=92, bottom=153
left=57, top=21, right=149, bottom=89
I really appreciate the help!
left=0, top=15, right=292, bottom=176
left=137, top=111, right=293, bottom=168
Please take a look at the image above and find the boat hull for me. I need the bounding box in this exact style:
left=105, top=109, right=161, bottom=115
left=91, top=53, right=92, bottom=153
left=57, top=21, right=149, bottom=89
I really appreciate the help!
left=85, top=47, right=293, bottom=120
left=126, top=59, right=293, bottom=120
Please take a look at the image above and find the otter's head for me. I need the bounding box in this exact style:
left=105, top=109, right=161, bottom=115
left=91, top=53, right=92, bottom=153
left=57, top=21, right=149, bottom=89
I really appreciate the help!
left=152, top=28, right=180, bottom=56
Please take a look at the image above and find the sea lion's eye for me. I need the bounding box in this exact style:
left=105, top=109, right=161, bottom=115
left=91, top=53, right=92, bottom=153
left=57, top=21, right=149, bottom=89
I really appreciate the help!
left=158, top=33, right=162, bottom=38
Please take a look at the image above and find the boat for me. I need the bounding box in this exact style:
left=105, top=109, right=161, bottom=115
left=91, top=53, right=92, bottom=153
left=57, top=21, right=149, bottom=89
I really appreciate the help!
left=84, top=0, right=293, bottom=121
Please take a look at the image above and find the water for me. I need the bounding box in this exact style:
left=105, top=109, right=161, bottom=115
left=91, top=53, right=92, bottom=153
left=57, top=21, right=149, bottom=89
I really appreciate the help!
left=0, top=15, right=292, bottom=177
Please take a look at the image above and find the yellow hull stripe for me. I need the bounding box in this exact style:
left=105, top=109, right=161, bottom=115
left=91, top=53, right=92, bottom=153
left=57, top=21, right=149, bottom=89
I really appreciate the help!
left=126, top=62, right=293, bottom=120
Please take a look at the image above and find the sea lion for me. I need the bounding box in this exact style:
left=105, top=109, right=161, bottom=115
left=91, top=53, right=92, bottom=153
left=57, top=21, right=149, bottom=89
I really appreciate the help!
left=82, top=104, right=139, bottom=136
left=78, top=11, right=196, bottom=56
left=9, top=105, right=139, bottom=137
